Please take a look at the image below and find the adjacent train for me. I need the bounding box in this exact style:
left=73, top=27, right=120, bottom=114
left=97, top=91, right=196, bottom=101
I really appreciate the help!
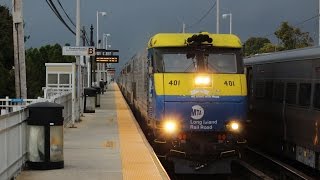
left=118, top=32, right=247, bottom=174
left=244, top=46, right=320, bottom=171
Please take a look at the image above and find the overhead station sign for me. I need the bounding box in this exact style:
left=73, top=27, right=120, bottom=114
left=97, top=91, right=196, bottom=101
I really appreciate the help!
left=95, top=49, right=120, bottom=63
left=63, top=46, right=95, bottom=56
left=95, top=55, right=119, bottom=63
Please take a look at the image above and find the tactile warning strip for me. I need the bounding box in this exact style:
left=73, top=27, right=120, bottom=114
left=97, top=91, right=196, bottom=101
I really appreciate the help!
left=114, top=84, right=169, bottom=180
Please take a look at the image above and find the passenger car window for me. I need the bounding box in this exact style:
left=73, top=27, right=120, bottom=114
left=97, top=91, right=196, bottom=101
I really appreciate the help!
left=313, top=84, right=320, bottom=109
left=126, top=64, right=131, bottom=73
left=299, top=83, right=311, bottom=107
left=265, top=81, right=273, bottom=100
left=273, top=82, right=284, bottom=102
left=255, top=81, right=265, bottom=98
left=286, top=83, right=297, bottom=105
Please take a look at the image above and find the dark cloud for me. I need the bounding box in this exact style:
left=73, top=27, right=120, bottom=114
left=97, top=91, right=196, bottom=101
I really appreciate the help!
left=2, top=0, right=317, bottom=68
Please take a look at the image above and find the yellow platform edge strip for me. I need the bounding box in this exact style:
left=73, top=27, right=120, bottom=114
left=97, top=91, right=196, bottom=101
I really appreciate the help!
left=114, top=84, right=170, bottom=180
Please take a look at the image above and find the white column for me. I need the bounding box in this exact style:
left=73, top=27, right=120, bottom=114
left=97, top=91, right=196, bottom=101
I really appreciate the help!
left=96, top=11, right=100, bottom=83
left=12, top=0, right=27, bottom=99
left=216, top=0, right=219, bottom=34
left=230, top=13, right=232, bottom=34
left=73, top=0, right=81, bottom=123
left=96, top=11, right=99, bottom=49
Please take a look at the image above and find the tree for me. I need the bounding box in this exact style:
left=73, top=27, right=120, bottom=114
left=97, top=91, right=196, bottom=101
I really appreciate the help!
left=0, top=4, right=75, bottom=98
left=0, top=5, right=15, bottom=97
left=259, top=43, right=284, bottom=53
left=244, top=37, right=271, bottom=56
left=275, top=22, right=313, bottom=50
left=26, top=44, right=75, bottom=98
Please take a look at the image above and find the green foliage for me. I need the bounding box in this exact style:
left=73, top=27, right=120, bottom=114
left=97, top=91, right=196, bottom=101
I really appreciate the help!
left=0, top=63, right=15, bottom=97
left=0, top=5, right=15, bottom=97
left=26, top=44, right=75, bottom=98
left=244, top=37, right=271, bottom=56
left=259, top=43, right=284, bottom=53
left=0, top=5, right=13, bottom=69
left=275, top=22, right=313, bottom=50
left=244, top=22, right=313, bottom=57
left=0, top=4, right=75, bottom=98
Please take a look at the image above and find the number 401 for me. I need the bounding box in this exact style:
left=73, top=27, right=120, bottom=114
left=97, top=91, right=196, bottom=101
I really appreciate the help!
left=168, top=80, right=180, bottom=86
left=224, top=81, right=235, bottom=86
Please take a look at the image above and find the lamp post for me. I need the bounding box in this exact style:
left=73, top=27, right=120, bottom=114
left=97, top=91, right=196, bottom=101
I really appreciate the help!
left=216, top=0, right=219, bottom=34
left=103, top=33, right=111, bottom=51
left=222, top=13, right=232, bottom=34
left=96, top=11, right=107, bottom=48
left=103, top=33, right=110, bottom=83
left=96, top=11, right=107, bottom=83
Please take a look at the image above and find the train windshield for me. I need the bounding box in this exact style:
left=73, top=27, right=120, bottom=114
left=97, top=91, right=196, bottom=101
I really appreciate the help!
left=153, top=48, right=239, bottom=73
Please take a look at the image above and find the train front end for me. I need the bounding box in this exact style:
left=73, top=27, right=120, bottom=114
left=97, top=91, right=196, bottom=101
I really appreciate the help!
left=147, top=33, right=247, bottom=174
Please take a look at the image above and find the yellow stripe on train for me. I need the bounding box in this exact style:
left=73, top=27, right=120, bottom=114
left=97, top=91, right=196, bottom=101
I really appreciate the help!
left=154, top=73, right=247, bottom=96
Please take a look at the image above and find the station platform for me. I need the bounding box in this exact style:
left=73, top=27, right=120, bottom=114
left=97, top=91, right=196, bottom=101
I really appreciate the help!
left=17, top=83, right=169, bottom=180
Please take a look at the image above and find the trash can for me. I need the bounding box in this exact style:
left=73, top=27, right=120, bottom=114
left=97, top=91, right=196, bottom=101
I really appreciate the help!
left=92, top=86, right=101, bottom=107
left=84, top=87, right=96, bottom=113
left=27, top=102, right=64, bottom=170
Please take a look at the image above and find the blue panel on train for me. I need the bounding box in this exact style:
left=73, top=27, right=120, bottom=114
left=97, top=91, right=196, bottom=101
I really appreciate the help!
left=164, top=101, right=246, bottom=132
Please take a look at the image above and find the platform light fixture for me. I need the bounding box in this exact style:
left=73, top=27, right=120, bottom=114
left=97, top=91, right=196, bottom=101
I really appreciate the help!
left=222, top=13, right=232, bottom=34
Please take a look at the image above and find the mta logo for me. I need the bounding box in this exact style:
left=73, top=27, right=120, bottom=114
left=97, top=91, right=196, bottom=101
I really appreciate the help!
left=191, top=105, right=204, bottom=120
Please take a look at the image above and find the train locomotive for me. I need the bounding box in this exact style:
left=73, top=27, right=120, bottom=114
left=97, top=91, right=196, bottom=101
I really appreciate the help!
left=118, top=32, right=247, bottom=174
left=244, top=46, right=320, bottom=171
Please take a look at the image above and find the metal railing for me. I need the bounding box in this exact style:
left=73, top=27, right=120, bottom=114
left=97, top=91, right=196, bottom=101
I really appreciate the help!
left=43, top=87, right=72, bottom=99
left=52, top=92, right=73, bottom=127
left=0, top=88, right=73, bottom=180
left=0, top=97, right=46, bottom=115
left=0, top=109, right=28, bottom=180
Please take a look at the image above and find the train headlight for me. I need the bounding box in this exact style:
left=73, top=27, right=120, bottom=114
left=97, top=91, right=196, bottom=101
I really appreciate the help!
left=163, top=120, right=178, bottom=134
left=194, top=75, right=211, bottom=86
left=227, top=121, right=241, bottom=132
left=231, top=122, right=239, bottom=130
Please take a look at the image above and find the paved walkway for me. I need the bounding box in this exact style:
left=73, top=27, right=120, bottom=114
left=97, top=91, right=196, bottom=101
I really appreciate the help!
left=17, top=83, right=169, bottom=180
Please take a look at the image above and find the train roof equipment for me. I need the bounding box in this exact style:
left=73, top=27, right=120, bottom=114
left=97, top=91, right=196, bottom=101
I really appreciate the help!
left=244, top=46, right=320, bottom=65
left=148, top=32, right=242, bottom=48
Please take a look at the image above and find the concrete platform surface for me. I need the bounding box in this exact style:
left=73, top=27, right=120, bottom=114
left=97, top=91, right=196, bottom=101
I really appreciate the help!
left=17, top=83, right=169, bottom=180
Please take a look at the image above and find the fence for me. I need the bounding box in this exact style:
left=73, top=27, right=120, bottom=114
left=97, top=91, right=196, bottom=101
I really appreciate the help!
left=0, top=109, right=28, bottom=180
left=0, top=89, right=72, bottom=180
left=50, top=92, right=73, bottom=127
left=43, top=87, right=72, bottom=99
left=0, top=97, right=45, bottom=115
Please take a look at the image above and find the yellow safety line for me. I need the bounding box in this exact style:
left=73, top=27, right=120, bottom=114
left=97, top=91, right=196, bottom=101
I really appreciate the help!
left=114, top=84, right=169, bottom=180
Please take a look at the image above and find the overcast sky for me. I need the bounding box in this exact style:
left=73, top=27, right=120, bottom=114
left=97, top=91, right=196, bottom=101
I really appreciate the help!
left=1, top=0, right=318, bottom=69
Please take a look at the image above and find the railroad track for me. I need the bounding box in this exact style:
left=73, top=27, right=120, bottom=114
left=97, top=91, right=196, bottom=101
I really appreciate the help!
left=232, top=147, right=316, bottom=180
